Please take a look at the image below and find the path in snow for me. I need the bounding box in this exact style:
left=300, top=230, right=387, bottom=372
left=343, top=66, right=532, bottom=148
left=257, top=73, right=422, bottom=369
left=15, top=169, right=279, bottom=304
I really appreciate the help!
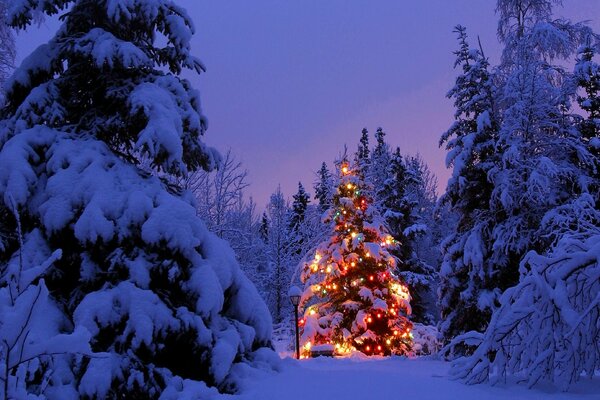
left=234, top=356, right=600, bottom=400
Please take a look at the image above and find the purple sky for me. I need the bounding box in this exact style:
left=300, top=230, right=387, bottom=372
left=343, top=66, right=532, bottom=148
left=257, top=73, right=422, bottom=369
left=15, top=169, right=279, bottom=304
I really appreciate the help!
left=15, top=0, right=600, bottom=207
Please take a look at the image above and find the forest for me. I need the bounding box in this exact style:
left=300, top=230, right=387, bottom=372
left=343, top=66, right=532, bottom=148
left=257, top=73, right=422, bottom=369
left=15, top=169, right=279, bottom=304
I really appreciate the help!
left=0, top=0, right=598, bottom=399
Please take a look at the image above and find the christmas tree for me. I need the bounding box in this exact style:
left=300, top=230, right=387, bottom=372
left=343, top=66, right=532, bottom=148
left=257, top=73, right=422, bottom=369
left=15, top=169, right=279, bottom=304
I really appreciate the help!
left=299, top=159, right=412, bottom=357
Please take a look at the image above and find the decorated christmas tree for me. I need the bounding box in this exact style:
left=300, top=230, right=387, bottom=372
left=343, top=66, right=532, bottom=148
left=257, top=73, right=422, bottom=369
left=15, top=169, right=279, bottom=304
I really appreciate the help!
left=299, top=158, right=412, bottom=357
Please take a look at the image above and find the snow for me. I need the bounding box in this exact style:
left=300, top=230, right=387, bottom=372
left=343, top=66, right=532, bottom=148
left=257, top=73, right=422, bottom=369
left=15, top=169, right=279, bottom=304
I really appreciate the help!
left=230, top=356, right=600, bottom=400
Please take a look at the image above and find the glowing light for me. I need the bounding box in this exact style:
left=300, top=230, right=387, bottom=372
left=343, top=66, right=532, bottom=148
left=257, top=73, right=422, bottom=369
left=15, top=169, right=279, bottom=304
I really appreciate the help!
left=350, top=262, right=356, bottom=267
left=369, top=275, right=374, bottom=281
left=315, top=253, right=321, bottom=261
left=342, top=166, right=349, bottom=174
left=304, top=341, right=312, bottom=350
left=365, top=346, right=370, bottom=352
left=377, top=313, right=382, bottom=318
left=351, top=232, right=357, bottom=238
left=394, top=330, right=399, bottom=336
left=386, top=339, right=391, bottom=345
left=326, top=265, right=332, bottom=273
left=346, top=183, right=353, bottom=189
left=309, top=309, right=316, bottom=315
left=367, top=316, right=373, bottom=323
left=365, top=252, right=370, bottom=257
left=311, top=264, right=318, bottom=272
left=377, top=345, right=382, bottom=351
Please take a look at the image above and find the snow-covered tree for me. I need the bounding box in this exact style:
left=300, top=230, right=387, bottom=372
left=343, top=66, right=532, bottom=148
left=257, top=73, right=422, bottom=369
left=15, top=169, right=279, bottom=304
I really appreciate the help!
left=447, top=1, right=600, bottom=388
left=289, top=182, right=310, bottom=233
left=299, top=159, right=412, bottom=356
left=438, top=25, right=500, bottom=347
left=370, top=127, right=391, bottom=201
left=0, top=0, right=15, bottom=103
left=355, top=128, right=371, bottom=176
left=0, top=1, right=273, bottom=397
left=574, top=40, right=600, bottom=188
left=314, top=162, right=334, bottom=213
left=264, top=186, right=292, bottom=323
left=185, top=149, right=250, bottom=238
left=452, top=225, right=600, bottom=390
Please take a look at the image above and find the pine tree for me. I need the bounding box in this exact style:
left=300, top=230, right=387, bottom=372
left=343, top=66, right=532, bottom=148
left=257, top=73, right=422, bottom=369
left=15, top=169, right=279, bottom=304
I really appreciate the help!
left=574, top=41, right=600, bottom=189
left=314, top=162, right=334, bottom=212
left=355, top=128, right=371, bottom=176
left=0, top=1, right=272, bottom=397
left=370, top=127, right=391, bottom=203
left=289, top=182, right=310, bottom=231
left=380, top=149, right=436, bottom=325
left=0, top=0, right=15, bottom=104
left=450, top=0, right=600, bottom=385
left=438, top=25, right=500, bottom=347
left=299, top=159, right=412, bottom=356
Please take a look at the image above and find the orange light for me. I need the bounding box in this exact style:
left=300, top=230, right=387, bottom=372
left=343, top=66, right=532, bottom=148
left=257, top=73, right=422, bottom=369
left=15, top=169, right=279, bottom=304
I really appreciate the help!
left=351, top=262, right=356, bottom=267
left=365, top=346, right=370, bottom=352
left=367, top=317, right=373, bottom=323
left=377, top=345, right=382, bottom=351
left=394, top=330, right=399, bottom=336
left=369, top=275, right=374, bottom=281
left=377, top=313, right=381, bottom=318
left=342, top=166, right=349, bottom=174
left=346, top=183, right=353, bottom=189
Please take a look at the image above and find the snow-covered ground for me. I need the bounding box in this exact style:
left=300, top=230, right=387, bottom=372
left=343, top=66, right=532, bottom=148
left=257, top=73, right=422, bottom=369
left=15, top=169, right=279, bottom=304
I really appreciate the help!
left=230, top=355, right=600, bottom=400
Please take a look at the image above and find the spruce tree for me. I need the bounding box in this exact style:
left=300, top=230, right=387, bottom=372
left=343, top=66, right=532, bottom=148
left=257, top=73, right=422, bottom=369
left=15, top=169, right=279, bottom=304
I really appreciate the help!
left=314, top=162, right=334, bottom=212
left=381, top=149, right=435, bottom=325
left=355, top=128, right=371, bottom=176
left=299, top=159, right=412, bottom=356
left=438, top=25, right=499, bottom=347
left=0, top=1, right=273, bottom=397
left=574, top=41, right=600, bottom=190
left=289, top=182, right=310, bottom=231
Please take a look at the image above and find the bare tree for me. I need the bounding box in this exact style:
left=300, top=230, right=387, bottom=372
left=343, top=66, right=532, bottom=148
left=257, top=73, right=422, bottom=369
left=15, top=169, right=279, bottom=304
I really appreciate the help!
left=185, top=149, right=250, bottom=238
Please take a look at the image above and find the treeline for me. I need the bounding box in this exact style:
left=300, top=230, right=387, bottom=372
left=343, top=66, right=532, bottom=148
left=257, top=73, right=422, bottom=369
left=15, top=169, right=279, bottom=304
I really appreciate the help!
left=183, top=132, right=447, bottom=328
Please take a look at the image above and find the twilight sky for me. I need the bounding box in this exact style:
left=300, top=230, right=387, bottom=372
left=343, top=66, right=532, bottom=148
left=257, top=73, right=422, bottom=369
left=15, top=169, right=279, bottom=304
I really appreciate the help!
left=14, top=0, right=600, bottom=207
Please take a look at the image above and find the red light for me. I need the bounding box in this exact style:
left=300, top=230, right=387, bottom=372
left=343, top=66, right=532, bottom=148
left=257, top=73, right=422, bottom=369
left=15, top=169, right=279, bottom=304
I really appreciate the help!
left=365, top=346, right=370, bottom=351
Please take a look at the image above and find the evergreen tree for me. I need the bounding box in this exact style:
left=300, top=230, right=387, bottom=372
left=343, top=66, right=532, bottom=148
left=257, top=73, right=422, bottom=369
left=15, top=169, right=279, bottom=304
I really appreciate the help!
left=260, top=211, right=269, bottom=241
left=314, top=162, right=334, bottom=212
left=299, top=159, right=412, bottom=356
left=574, top=41, right=600, bottom=189
left=438, top=25, right=500, bottom=347
left=0, top=0, right=15, bottom=104
left=370, top=127, right=391, bottom=202
left=450, top=0, right=600, bottom=386
left=289, top=182, right=310, bottom=232
left=355, top=128, right=371, bottom=176
left=0, top=1, right=272, bottom=397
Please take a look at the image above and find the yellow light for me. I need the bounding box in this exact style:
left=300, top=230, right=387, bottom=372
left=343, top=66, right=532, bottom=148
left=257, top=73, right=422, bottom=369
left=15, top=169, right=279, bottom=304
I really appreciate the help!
left=342, top=166, right=349, bottom=174
left=304, top=341, right=312, bottom=350
left=326, top=265, right=332, bottom=273
left=367, top=316, right=373, bottom=323
left=365, top=345, right=370, bottom=352
left=311, top=264, right=318, bottom=272
left=377, top=345, right=382, bottom=351
left=394, top=330, right=399, bottom=336
left=351, top=232, right=357, bottom=238
left=309, top=309, right=316, bottom=315
left=350, top=262, right=356, bottom=267
left=365, top=252, right=370, bottom=257
left=315, top=253, right=321, bottom=261
left=386, top=339, right=391, bottom=345
left=332, top=283, right=338, bottom=290
left=346, top=183, right=353, bottom=189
